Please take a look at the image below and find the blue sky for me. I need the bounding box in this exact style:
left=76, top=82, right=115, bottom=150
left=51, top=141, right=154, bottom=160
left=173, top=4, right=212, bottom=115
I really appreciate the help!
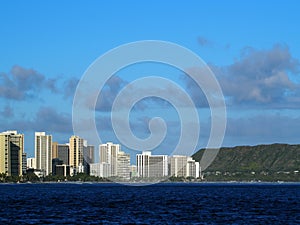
left=1, top=1, right=300, bottom=159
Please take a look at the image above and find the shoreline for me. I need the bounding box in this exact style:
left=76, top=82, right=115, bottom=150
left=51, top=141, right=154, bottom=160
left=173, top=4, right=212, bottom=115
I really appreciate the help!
left=1, top=181, right=300, bottom=185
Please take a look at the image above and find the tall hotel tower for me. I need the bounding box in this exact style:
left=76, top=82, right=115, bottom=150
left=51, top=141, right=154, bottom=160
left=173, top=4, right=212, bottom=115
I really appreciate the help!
left=99, top=142, right=120, bottom=177
left=136, top=151, right=168, bottom=178
left=0, top=130, right=24, bottom=176
left=69, top=136, right=84, bottom=172
left=35, top=132, right=52, bottom=176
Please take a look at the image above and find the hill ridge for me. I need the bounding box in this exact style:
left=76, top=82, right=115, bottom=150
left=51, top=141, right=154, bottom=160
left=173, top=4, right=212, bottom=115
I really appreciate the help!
left=193, top=143, right=300, bottom=173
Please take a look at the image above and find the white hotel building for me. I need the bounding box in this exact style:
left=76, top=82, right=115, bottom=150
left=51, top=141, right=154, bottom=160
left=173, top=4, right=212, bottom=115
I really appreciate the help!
left=170, top=155, right=200, bottom=178
left=136, top=151, right=168, bottom=178
left=35, top=132, right=52, bottom=176
left=90, top=142, right=130, bottom=179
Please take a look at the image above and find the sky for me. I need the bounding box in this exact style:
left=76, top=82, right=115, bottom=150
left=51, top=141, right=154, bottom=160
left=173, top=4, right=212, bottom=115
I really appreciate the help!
left=1, top=1, right=300, bottom=160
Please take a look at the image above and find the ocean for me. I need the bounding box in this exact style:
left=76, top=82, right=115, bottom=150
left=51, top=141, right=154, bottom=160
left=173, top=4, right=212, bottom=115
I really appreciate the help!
left=0, top=182, right=299, bottom=224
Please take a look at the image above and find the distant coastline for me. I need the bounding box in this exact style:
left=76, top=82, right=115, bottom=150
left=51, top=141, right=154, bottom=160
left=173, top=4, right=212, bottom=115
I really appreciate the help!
left=1, top=143, right=299, bottom=183
left=1, top=180, right=300, bottom=185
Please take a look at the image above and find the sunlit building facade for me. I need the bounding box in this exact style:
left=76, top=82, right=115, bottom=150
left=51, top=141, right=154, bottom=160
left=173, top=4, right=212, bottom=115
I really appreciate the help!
left=99, top=142, right=120, bottom=177
left=35, top=132, right=52, bottom=176
left=170, top=155, right=200, bottom=178
left=137, top=151, right=168, bottom=178
left=117, top=151, right=130, bottom=180
left=69, top=136, right=84, bottom=173
left=0, top=130, right=24, bottom=176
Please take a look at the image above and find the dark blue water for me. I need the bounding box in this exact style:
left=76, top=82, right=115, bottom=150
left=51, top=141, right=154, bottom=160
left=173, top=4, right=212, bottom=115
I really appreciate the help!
left=0, top=183, right=299, bottom=224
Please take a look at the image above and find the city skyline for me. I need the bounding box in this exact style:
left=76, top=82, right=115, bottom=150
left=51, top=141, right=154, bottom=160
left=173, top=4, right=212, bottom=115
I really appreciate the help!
left=2, top=128, right=189, bottom=167
left=0, top=129, right=200, bottom=180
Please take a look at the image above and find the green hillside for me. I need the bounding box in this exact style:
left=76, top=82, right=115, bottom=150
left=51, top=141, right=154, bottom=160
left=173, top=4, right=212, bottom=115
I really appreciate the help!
left=193, top=144, right=300, bottom=181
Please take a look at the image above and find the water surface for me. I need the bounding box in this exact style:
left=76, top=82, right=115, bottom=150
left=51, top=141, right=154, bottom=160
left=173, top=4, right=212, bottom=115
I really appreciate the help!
left=0, top=182, right=299, bottom=224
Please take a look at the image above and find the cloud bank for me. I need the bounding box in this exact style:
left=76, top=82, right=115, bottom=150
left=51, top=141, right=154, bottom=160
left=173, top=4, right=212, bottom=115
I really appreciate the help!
left=0, top=65, right=79, bottom=101
left=216, top=44, right=300, bottom=107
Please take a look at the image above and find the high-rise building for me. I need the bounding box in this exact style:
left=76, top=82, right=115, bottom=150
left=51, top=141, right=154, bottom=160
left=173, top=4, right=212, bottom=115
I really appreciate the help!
left=69, top=136, right=84, bottom=172
left=8, top=131, right=24, bottom=176
left=90, top=162, right=111, bottom=178
left=98, top=142, right=131, bottom=178
left=186, top=158, right=200, bottom=178
left=0, top=130, right=24, bottom=176
left=117, top=151, right=130, bottom=180
left=170, top=155, right=188, bottom=177
left=136, top=151, right=151, bottom=178
left=136, top=151, right=168, bottom=178
left=0, top=134, right=10, bottom=175
left=149, top=155, right=168, bottom=177
left=99, top=142, right=120, bottom=177
left=57, top=144, right=69, bottom=165
left=84, top=145, right=95, bottom=164
left=52, top=142, right=58, bottom=159
left=22, top=152, right=27, bottom=175
left=169, top=155, right=200, bottom=178
left=83, top=144, right=94, bottom=175
left=35, top=132, right=52, bottom=176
